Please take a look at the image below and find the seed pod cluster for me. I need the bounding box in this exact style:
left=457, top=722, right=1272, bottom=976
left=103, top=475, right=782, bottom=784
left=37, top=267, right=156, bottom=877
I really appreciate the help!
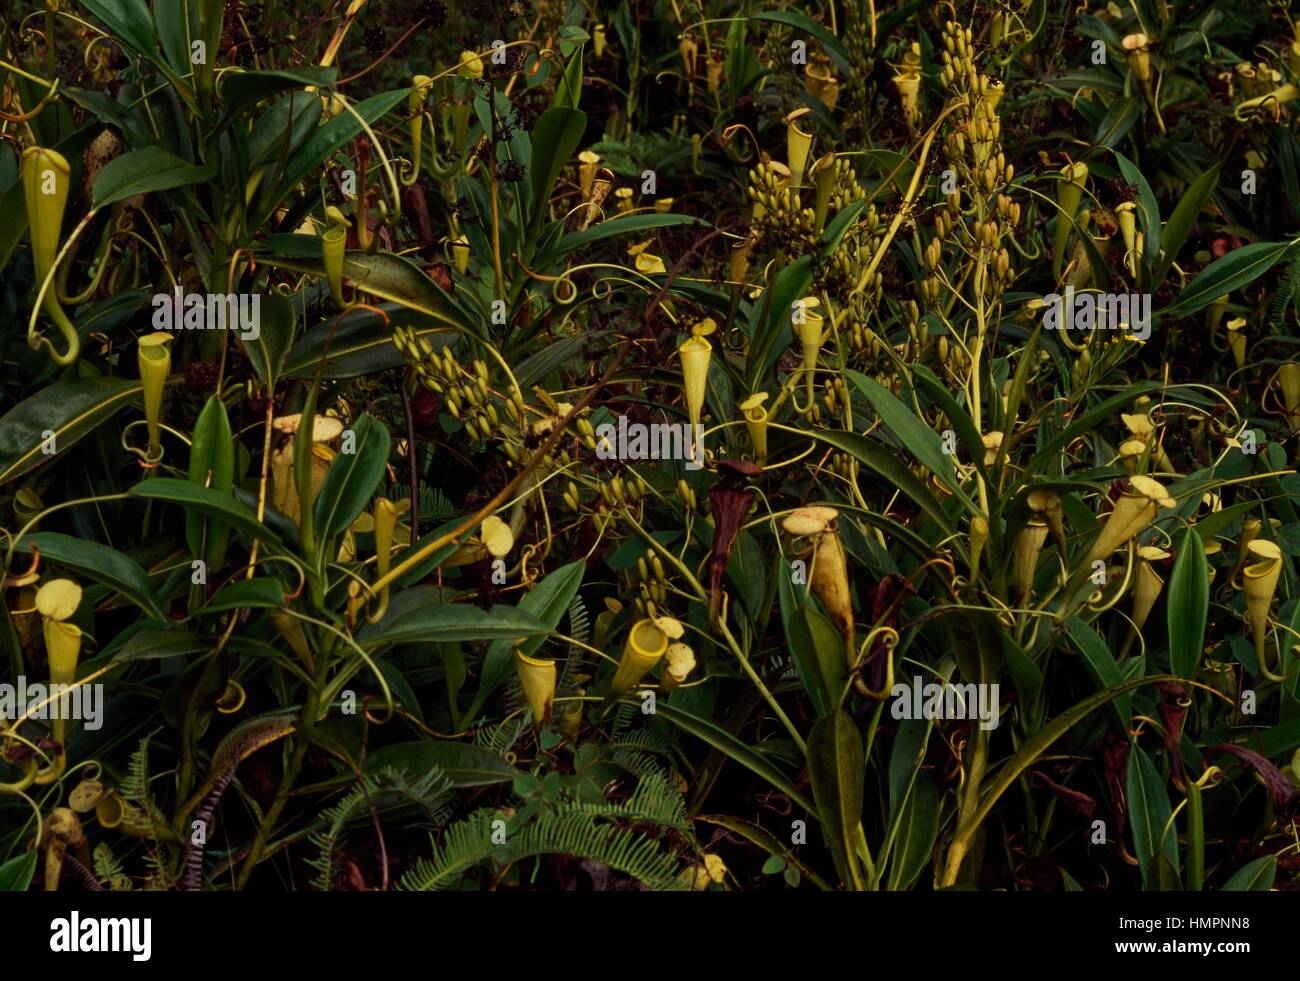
left=394, top=327, right=513, bottom=446
left=631, top=547, right=669, bottom=616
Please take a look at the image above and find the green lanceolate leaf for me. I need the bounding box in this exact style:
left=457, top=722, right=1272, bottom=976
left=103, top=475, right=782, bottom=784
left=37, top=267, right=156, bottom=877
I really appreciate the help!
left=1153, top=162, right=1221, bottom=287
left=240, top=290, right=296, bottom=387
left=0, top=377, right=141, bottom=486
left=887, top=772, right=940, bottom=891
left=1127, top=742, right=1180, bottom=890
left=847, top=370, right=974, bottom=509
left=1113, top=150, right=1162, bottom=270
left=282, top=303, right=456, bottom=379
left=751, top=11, right=850, bottom=73
left=263, top=251, right=472, bottom=331
left=357, top=601, right=548, bottom=647
left=952, top=674, right=1188, bottom=859
left=131, top=478, right=286, bottom=552
left=1065, top=616, right=1132, bottom=724
left=186, top=395, right=236, bottom=568
left=0, top=850, right=38, bottom=892
left=782, top=596, right=840, bottom=717
left=747, top=256, right=813, bottom=387
left=1025, top=382, right=1164, bottom=474
left=696, top=814, right=833, bottom=890
left=527, top=107, right=587, bottom=241
left=1167, top=527, right=1208, bottom=678
left=1220, top=854, right=1276, bottom=891
left=15, top=533, right=166, bottom=620
left=806, top=710, right=865, bottom=888
left=201, top=577, right=286, bottom=615
left=262, top=87, right=410, bottom=222
left=218, top=67, right=339, bottom=121
left=363, top=741, right=519, bottom=786
left=1162, top=240, right=1299, bottom=318
left=92, top=147, right=218, bottom=210
left=807, top=429, right=956, bottom=535
left=79, top=0, right=160, bottom=64
left=539, top=214, right=706, bottom=266
left=655, top=702, right=816, bottom=814
left=314, top=413, right=391, bottom=544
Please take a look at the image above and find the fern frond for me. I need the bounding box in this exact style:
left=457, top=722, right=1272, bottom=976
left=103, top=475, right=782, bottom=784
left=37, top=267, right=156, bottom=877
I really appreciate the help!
left=607, top=728, right=672, bottom=756
left=306, top=766, right=455, bottom=891
left=559, top=595, right=590, bottom=694
left=1269, top=247, right=1300, bottom=329
left=610, top=700, right=639, bottom=738
left=609, top=747, right=675, bottom=782
left=389, top=483, right=453, bottom=523
left=473, top=717, right=528, bottom=756
left=401, top=769, right=694, bottom=892
left=400, top=808, right=688, bottom=892
left=399, top=809, right=499, bottom=891
left=502, top=813, right=687, bottom=890
left=119, top=730, right=166, bottom=827
left=571, top=771, right=690, bottom=830
left=92, top=843, right=132, bottom=891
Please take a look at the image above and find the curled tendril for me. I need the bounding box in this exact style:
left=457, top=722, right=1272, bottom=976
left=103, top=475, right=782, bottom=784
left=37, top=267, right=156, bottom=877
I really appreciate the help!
left=121, top=419, right=167, bottom=465
left=0, top=76, right=59, bottom=121
left=1194, top=765, right=1225, bottom=789
left=510, top=251, right=580, bottom=304
left=720, top=123, right=760, bottom=162
left=1082, top=544, right=1137, bottom=615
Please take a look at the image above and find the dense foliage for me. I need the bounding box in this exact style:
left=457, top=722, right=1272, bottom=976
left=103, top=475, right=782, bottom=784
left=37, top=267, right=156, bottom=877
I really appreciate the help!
left=1, top=0, right=1299, bottom=892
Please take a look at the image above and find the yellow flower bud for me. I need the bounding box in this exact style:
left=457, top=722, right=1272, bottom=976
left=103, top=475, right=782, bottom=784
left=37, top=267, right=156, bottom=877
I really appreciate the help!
left=458, top=49, right=485, bottom=79
left=982, top=431, right=1004, bottom=467
left=480, top=514, right=514, bottom=558
left=969, top=514, right=989, bottom=577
